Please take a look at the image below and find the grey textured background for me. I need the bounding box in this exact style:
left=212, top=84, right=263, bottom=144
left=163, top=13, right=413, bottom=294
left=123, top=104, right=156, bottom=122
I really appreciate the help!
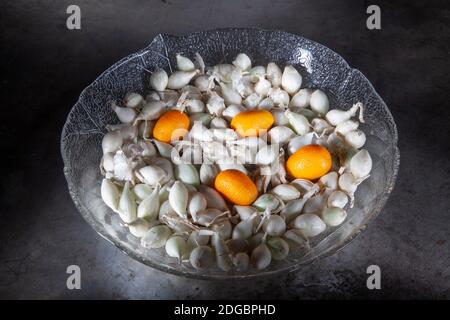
left=0, top=0, right=449, bottom=299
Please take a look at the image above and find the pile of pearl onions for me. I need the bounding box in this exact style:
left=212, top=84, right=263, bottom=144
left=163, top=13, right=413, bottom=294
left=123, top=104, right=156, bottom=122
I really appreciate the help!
left=98, top=52, right=375, bottom=273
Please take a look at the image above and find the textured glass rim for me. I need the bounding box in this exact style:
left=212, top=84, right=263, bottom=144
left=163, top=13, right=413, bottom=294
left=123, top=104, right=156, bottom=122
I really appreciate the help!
left=61, top=28, right=400, bottom=280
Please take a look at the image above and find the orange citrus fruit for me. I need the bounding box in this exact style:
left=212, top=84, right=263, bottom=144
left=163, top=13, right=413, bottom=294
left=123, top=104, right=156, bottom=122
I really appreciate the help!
left=153, top=110, right=190, bottom=142
left=230, top=110, right=274, bottom=137
left=286, top=144, right=332, bottom=180
left=214, top=169, right=258, bottom=205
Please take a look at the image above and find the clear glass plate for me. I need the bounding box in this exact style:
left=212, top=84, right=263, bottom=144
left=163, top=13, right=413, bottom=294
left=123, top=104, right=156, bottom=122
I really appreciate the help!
left=60, top=28, right=400, bottom=279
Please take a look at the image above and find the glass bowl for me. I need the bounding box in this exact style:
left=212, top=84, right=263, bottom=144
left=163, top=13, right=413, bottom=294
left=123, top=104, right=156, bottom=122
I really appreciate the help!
left=60, top=28, right=399, bottom=279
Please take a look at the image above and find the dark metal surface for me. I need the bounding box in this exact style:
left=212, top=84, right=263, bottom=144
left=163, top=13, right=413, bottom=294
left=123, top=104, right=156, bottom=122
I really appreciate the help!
left=0, top=0, right=449, bottom=299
